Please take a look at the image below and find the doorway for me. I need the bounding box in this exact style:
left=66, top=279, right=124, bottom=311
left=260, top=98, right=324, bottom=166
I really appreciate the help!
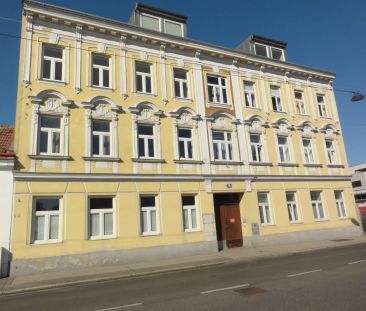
left=213, top=193, right=243, bottom=250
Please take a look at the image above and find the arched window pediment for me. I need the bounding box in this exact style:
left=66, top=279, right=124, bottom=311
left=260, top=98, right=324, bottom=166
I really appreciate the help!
left=170, top=107, right=199, bottom=128
left=296, top=121, right=317, bottom=138
left=271, top=118, right=294, bottom=136
left=244, top=115, right=268, bottom=134
left=208, top=112, right=237, bottom=131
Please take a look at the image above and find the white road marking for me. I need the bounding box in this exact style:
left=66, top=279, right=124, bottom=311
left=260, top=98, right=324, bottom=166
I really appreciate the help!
left=201, top=283, right=250, bottom=294
left=94, top=303, right=143, bottom=311
left=348, top=259, right=366, bottom=265
left=288, top=269, right=322, bottom=278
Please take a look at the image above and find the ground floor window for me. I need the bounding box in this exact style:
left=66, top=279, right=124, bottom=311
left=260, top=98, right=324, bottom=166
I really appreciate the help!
left=310, top=191, right=326, bottom=220
left=286, top=192, right=300, bottom=223
left=140, top=196, right=158, bottom=235
left=182, top=195, right=198, bottom=231
left=32, top=197, right=60, bottom=244
left=335, top=191, right=347, bottom=218
left=258, top=192, right=272, bottom=225
left=89, top=197, right=115, bottom=239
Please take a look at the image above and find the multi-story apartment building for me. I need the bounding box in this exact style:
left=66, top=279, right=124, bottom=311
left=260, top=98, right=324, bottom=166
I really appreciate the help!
left=350, top=163, right=366, bottom=230
left=11, top=1, right=362, bottom=275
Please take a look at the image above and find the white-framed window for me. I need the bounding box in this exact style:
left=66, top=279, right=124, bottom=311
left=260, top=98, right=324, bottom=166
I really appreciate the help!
left=140, top=13, right=160, bottom=32
left=32, top=197, right=60, bottom=244
left=250, top=134, right=262, bottom=162
left=140, top=196, right=158, bottom=235
left=254, top=43, right=284, bottom=60
left=286, top=192, right=300, bottom=223
left=311, top=191, right=326, bottom=220
left=42, top=45, right=64, bottom=82
left=89, top=197, right=115, bottom=240
left=39, top=115, right=61, bottom=155
left=138, top=124, right=155, bottom=158
left=302, top=138, right=314, bottom=164
left=277, top=136, right=290, bottom=163
left=164, top=20, right=183, bottom=37
left=182, top=195, right=198, bottom=232
left=295, top=91, right=306, bottom=115
left=317, top=95, right=327, bottom=117
left=212, top=130, right=233, bottom=161
left=244, top=82, right=256, bottom=108
left=140, top=13, right=183, bottom=37
left=136, top=62, right=152, bottom=94
left=92, top=54, right=110, bottom=88
left=174, top=69, right=188, bottom=99
left=271, top=86, right=282, bottom=112
left=178, top=128, right=193, bottom=160
left=325, top=139, right=336, bottom=164
left=207, top=76, right=228, bottom=104
left=92, top=120, right=111, bottom=157
left=334, top=191, right=347, bottom=218
left=258, top=192, right=272, bottom=225
left=254, top=43, right=268, bottom=57
left=270, top=47, right=284, bottom=60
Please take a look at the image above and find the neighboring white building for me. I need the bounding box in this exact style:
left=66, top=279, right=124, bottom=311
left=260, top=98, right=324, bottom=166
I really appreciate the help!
left=350, top=163, right=366, bottom=231
left=0, top=126, right=15, bottom=278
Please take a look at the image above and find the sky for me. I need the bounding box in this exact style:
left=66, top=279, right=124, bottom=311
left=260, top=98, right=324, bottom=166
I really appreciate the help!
left=1, top=0, right=366, bottom=166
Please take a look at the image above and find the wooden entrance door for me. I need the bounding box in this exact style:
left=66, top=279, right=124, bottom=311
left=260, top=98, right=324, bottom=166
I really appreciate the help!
left=219, top=204, right=243, bottom=248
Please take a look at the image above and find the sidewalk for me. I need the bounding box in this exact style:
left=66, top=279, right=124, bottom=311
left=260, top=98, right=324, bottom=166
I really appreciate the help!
left=1, top=235, right=366, bottom=295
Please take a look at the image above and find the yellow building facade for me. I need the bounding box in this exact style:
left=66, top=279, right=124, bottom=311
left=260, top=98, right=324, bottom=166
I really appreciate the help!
left=11, top=1, right=362, bottom=274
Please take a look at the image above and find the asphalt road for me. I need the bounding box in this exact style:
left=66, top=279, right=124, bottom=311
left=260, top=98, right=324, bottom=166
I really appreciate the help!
left=1, top=244, right=366, bottom=311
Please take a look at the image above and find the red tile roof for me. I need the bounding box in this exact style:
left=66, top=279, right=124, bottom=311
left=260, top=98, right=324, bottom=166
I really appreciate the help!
left=0, top=125, right=15, bottom=155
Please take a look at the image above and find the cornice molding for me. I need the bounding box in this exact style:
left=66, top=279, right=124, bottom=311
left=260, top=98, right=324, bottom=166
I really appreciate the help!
left=23, top=1, right=335, bottom=81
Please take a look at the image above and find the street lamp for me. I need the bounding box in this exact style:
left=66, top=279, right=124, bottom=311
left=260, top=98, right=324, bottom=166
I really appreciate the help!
left=335, top=89, right=365, bottom=102
left=351, top=92, right=365, bottom=102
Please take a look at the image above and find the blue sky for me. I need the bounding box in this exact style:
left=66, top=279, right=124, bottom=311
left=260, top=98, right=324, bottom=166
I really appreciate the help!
left=1, top=0, right=366, bottom=166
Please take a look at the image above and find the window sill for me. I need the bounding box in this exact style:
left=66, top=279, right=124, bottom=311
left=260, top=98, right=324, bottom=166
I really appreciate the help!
left=29, top=154, right=71, bottom=160
left=174, top=159, right=204, bottom=164
left=319, top=116, right=332, bottom=120
left=338, top=217, right=349, bottom=220
left=184, top=229, right=201, bottom=233
left=296, top=113, right=310, bottom=117
left=260, top=223, right=276, bottom=227
left=273, top=110, right=287, bottom=114
left=90, top=86, right=114, bottom=92
left=327, top=164, right=345, bottom=168
left=83, top=156, right=122, bottom=162
left=249, top=161, right=273, bottom=166
left=31, top=240, right=62, bottom=245
left=210, top=160, right=243, bottom=166
left=134, top=92, right=156, bottom=98
left=244, top=106, right=261, bottom=111
left=174, top=97, right=193, bottom=103
left=289, top=221, right=303, bottom=225
left=89, top=236, right=117, bottom=241
left=39, top=79, right=66, bottom=86
left=207, top=102, right=232, bottom=109
left=304, top=163, right=323, bottom=168
left=278, top=162, right=299, bottom=167
left=314, top=218, right=329, bottom=222
left=141, top=232, right=161, bottom=237
left=132, top=158, right=166, bottom=163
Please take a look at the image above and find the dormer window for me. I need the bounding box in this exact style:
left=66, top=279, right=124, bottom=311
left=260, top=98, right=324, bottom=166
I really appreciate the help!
left=131, top=3, right=187, bottom=38
left=165, top=20, right=183, bottom=36
left=254, top=44, right=267, bottom=57
left=271, top=48, right=283, bottom=60
left=254, top=43, right=284, bottom=61
left=237, top=35, right=287, bottom=61
left=141, top=14, right=160, bottom=32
